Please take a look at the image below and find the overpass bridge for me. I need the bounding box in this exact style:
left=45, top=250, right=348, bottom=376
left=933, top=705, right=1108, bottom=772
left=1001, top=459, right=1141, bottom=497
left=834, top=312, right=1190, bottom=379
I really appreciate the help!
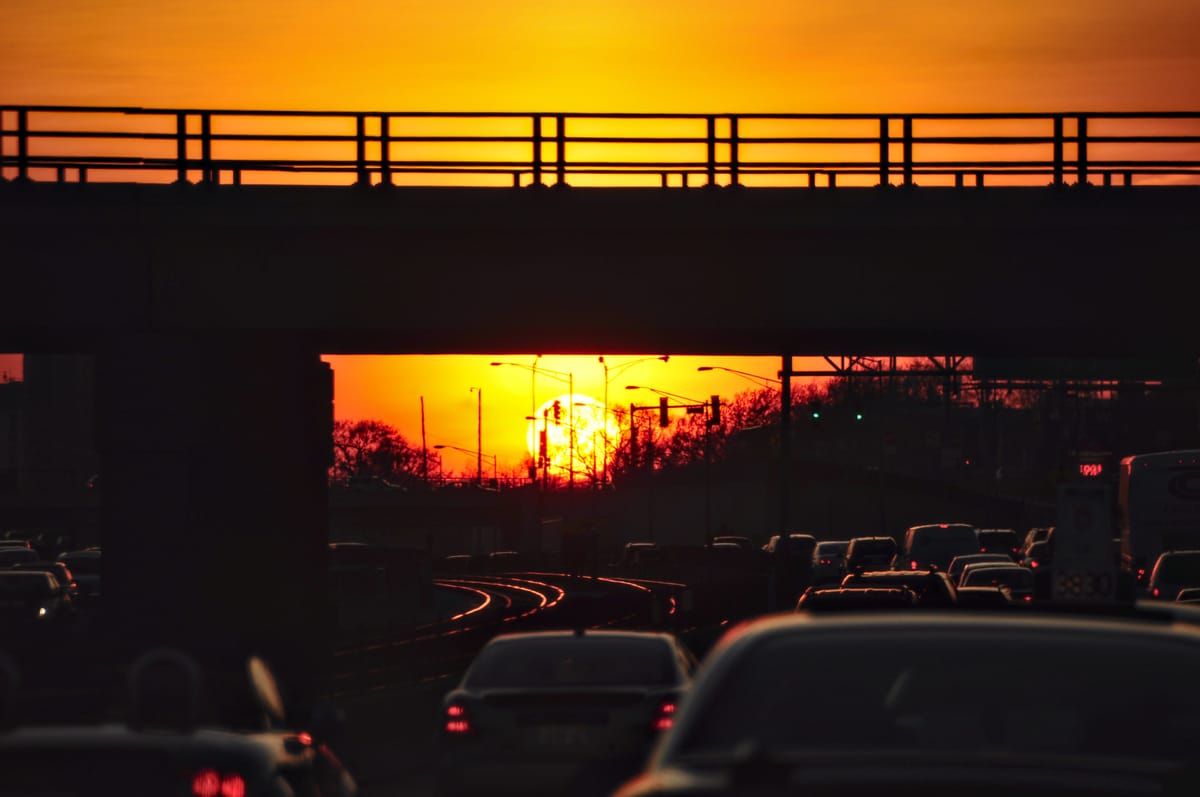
left=2, top=106, right=1198, bottom=696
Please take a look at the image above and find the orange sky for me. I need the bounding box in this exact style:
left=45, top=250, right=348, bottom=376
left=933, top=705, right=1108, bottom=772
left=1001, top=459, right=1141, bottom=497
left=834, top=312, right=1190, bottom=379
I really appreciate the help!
left=3, top=1, right=1199, bottom=111
left=5, top=1, right=1198, bottom=470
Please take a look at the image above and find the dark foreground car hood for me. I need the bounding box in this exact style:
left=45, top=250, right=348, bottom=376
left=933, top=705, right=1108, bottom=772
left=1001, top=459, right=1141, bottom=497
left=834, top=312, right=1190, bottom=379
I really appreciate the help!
left=615, top=751, right=1200, bottom=797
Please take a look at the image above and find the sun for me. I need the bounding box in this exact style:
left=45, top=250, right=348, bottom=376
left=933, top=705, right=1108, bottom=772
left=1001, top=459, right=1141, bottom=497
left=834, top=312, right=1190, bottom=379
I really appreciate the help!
left=526, top=394, right=621, bottom=482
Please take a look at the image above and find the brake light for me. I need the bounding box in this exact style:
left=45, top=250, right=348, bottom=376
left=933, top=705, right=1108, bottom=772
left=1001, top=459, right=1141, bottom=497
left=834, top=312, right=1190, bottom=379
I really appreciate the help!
left=445, top=703, right=471, bottom=734
left=1029, top=560, right=1038, bottom=569
left=1023, top=596, right=1032, bottom=602
left=1153, top=587, right=1160, bottom=598
left=910, top=560, right=918, bottom=571
left=653, top=699, right=677, bottom=732
left=221, top=776, right=245, bottom=797
left=192, top=771, right=220, bottom=797
left=1137, top=568, right=1147, bottom=581
left=192, top=772, right=244, bottom=797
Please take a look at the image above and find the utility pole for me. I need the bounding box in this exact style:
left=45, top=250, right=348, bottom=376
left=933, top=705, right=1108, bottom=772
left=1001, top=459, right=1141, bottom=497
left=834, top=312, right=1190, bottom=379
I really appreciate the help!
left=779, top=353, right=792, bottom=536
left=471, top=387, right=482, bottom=487
left=420, top=395, right=429, bottom=485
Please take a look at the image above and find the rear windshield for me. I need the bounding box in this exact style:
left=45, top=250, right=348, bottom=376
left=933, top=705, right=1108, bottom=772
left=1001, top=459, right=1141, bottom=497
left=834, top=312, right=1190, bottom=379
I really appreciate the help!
left=1155, top=553, right=1200, bottom=582
left=910, top=526, right=977, bottom=547
left=0, top=573, right=55, bottom=596
left=674, top=631, right=1200, bottom=762
left=977, top=530, right=1020, bottom=549
left=786, top=538, right=817, bottom=557
left=0, top=549, right=37, bottom=565
left=815, top=542, right=849, bottom=557
left=849, top=539, right=896, bottom=556
left=465, top=637, right=677, bottom=689
left=961, top=567, right=1034, bottom=590
left=61, top=555, right=100, bottom=574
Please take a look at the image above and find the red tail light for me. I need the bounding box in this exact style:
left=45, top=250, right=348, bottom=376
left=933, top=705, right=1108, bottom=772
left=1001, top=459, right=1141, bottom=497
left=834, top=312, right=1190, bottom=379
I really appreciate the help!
left=653, top=699, right=677, bottom=732
left=221, top=776, right=245, bottom=797
left=1023, top=595, right=1032, bottom=602
left=980, top=547, right=988, bottom=553
left=910, top=560, right=918, bottom=571
left=1029, top=560, right=1038, bottom=569
left=445, top=703, right=471, bottom=734
left=192, top=772, right=244, bottom=797
left=1153, top=587, right=1160, bottom=598
left=1137, top=568, right=1147, bottom=581
left=192, top=771, right=220, bottom=797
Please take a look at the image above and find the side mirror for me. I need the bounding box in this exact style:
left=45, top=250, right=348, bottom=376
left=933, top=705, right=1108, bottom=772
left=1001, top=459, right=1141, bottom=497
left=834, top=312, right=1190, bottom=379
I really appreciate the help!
left=247, top=655, right=287, bottom=729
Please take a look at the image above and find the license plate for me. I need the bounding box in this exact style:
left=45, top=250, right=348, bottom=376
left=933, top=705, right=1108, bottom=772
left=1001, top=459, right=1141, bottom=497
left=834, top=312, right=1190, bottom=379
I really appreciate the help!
left=533, top=725, right=595, bottom=748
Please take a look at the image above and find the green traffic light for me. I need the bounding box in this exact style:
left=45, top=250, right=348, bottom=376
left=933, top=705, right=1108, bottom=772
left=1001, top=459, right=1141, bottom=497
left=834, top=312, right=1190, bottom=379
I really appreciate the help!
left=855, top=412, right=863, bottom=420
left=811, top=411, right=820, bottom=419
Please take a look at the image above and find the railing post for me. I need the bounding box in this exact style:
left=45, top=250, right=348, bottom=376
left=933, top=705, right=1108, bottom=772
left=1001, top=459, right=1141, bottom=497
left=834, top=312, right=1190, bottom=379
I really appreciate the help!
left=1052, top=115, right=1064, bottom=186
left=0, top=109, right=7, bottom=184
left=1076, top=114, right=1089, bottom=186
left=16, top=109, right=29, bottom=183
left=878, top=116, right=890, bottom=187
left=379, top=114, right=392, bottom=188
left=354, top=114, right=370, bottom=186
left=531, top=115, right=544, bottom=187
left=554, top=114, right=567, bottom=187
left=200, top=112, right=214, bottom=185
left=705, top=116, right=717, bottom=188
left=175, top=112, right=188, bottom=185
left=729, top=116, right=741, bottom=187
left=901, top=116, right=913, bottom=187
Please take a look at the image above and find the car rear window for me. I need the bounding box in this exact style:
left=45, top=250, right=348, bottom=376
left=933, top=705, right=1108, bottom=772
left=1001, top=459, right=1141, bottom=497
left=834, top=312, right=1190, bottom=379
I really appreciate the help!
left=674, top=631, right=1200, bottom=761
left=815, top=542, right=849, bottom=557
left=961, top=567, right=1034, bottom=590
left=1155, top=553, right=1200, bottom=582
left=849, top=539, right=896, bottom=556
left=977, top=530, right=1020, bottom=550
left=0, top=573, right=55, bottom=596
left=60, top=555, right=100, bottom=574
left=0, top=549, right=37, bottom=566
left=465, top=637, right=677, bottom=688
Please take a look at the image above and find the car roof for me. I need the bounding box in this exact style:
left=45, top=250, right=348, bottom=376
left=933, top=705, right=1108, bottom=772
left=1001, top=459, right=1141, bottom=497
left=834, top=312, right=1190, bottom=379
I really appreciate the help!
left=729, top=605, right=1200, bottom=641
left=486, top=628, right=679, bottom=646
left=0, top=723, right=285, bottom=773
left=57, top=549, right=100, bottom=559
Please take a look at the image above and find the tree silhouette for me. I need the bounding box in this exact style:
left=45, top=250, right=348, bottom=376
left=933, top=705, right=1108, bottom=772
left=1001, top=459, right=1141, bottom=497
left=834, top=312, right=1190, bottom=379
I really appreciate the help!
left=330, top=419, right=425, bottom=486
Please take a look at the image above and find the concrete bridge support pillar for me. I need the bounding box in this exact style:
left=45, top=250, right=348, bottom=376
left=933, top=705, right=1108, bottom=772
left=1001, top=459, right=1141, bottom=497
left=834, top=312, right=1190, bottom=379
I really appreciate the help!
left=96, top=333, right=333, bottom=714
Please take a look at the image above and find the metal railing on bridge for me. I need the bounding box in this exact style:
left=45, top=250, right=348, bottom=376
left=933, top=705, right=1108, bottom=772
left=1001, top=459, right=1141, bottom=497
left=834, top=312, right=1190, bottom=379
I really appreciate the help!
left=1, top=106, right=1199, bottom=188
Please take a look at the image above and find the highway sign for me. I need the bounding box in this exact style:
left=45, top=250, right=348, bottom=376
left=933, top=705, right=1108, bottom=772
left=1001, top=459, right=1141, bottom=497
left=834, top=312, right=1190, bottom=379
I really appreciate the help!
left=1052, top=483, right=1117, bottom=603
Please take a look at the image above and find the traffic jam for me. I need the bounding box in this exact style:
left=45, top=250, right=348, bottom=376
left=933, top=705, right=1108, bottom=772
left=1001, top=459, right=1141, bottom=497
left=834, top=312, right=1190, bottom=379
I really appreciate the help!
left=3, top=449, right=1200, bottom=796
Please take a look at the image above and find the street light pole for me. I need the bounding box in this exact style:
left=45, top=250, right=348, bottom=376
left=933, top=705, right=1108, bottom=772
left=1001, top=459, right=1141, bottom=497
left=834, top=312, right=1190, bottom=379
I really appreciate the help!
left=470, top=387, right=482, bottom=487
left=599, top=355, right=669, bottom=488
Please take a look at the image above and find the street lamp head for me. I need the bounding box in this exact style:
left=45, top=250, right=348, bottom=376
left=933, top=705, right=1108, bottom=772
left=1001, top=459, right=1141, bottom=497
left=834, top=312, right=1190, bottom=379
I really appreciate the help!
left=625, top=385, right=641, bottom=390
left=697, top=366, right=713, bottom=372
left=659, top=355, right=670, bottom=362
left=433, top=444, right=447, bottom=450
left=489, top=362, right=503, bottom=366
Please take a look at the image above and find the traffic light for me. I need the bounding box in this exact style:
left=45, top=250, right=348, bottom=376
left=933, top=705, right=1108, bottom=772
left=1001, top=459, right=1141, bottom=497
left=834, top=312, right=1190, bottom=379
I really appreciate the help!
left=659, top=397, right=670, bottom=427
left=539, top=429, right=547, bottom=462
left=808, top=398, right=822, bottom=420
left=709, top=395, right=721, bottom=426
left=553, top=399, right=562, bottom=424
left=853, top=404, right=864, bottom=421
